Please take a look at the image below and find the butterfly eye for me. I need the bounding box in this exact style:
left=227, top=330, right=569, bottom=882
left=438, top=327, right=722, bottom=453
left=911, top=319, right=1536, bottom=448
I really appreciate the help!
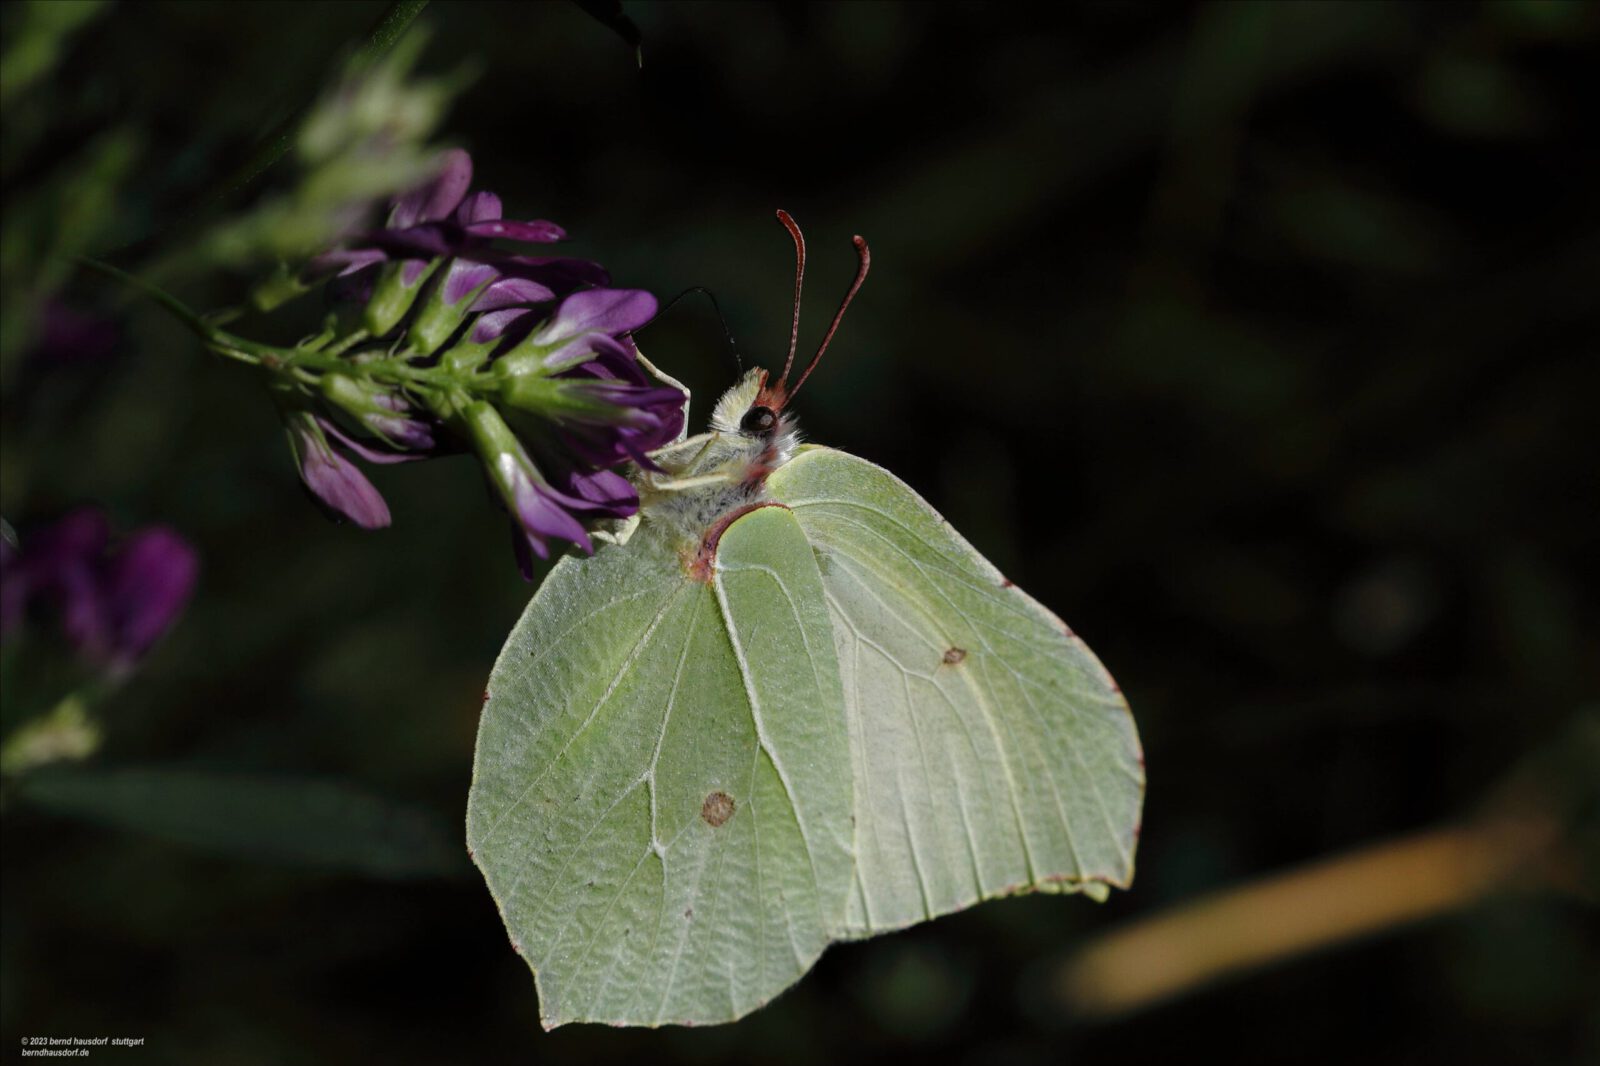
left=740, top=406, right=778, bottom=435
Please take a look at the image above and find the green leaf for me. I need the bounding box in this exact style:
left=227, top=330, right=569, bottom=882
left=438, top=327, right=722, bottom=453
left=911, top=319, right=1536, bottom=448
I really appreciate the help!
left=19, top=767, right=462, bottom=879
left=468, top=508, right=852, bottom=1029
left=769, top=447, right=1143, bottom=936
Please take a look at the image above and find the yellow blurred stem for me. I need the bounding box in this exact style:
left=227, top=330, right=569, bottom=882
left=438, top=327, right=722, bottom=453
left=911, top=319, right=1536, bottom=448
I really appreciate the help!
left=1059, top=810, right=1563, bottom=1017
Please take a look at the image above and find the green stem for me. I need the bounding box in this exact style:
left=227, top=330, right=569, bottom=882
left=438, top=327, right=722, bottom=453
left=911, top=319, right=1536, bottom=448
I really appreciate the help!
left=282, top=347, right=461, bottom=387
left=75, top=252, right=488, bottom=408
left=322, top=329, right=371, bottom=359
left=75, top=255, right=448, bottom=382
left=74, top=257, right=227, bottom=347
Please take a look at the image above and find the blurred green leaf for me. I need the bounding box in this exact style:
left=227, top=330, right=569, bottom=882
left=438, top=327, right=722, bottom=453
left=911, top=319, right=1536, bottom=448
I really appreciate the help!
left=19, top=766, right=465, bottom=879
left=160, top=25, right=464, bottom=281
left=0, top=0, right=107, bottom=111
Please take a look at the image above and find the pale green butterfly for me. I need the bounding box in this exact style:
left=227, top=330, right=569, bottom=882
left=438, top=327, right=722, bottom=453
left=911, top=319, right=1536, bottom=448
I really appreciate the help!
left=466, top=211, right=1144, bottom=1029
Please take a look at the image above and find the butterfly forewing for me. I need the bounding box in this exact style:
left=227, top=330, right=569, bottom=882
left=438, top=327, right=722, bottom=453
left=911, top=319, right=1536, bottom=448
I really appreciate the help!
left=768, top=446, right=1144, bottom=938
left=467, top=508, right=852, bottom=1028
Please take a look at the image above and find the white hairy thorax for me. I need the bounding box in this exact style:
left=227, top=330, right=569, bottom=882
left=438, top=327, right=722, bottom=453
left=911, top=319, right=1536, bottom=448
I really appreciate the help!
left=632, top=367, right=799, bottom=545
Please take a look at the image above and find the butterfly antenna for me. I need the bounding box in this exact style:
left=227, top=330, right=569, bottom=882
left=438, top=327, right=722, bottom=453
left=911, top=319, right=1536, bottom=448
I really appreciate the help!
left=787, top=233, right=870, bottom=403
left=639, top=285, right=743, bottom=375
left=775, top=209, right=806, bottom=392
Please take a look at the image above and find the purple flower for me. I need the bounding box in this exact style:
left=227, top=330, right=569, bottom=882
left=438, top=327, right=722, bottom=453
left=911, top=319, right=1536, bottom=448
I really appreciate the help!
left=498, top=353, right=685, bottom=471
left=459, top=401, right=633, bottom=578
left=256, top=149, right=686, bottom=577
left=479, top=286, right=658, bottom=368
left=284, top=412, right=396, bottom=530
left=307, top=149, right=614, bottom=345
left=0, top=508, right=199, bottom=676
left=490, top=291, right=682, bottom=468
left=308, top=149, right=591, bottom=288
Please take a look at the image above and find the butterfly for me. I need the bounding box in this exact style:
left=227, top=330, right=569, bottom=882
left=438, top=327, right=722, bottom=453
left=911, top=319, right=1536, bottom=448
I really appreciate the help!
left=466, top=211, right=1144, bottom=1029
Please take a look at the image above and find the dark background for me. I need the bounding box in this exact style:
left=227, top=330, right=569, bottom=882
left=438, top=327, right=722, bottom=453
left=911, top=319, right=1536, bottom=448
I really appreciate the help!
left=2, top=2, right=1596, bottom=1063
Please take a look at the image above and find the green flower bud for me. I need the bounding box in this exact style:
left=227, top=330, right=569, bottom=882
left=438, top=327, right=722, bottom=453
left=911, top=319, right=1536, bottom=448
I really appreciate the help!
left=409, top=258, right=497, bottom=354
left=494, top=373, right=649, bottom=427
left=363, top=258, right=439, bottom=336
left=251, top=261, right=314, bottom=312
left=317, top=371, right=435, bottom=452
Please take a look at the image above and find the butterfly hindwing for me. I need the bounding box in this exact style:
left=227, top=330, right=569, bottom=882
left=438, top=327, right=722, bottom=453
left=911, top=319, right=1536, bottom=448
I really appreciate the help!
left=467, top=506, right=852, bottom=1028
left=767, top=446, right=1144, bottom=938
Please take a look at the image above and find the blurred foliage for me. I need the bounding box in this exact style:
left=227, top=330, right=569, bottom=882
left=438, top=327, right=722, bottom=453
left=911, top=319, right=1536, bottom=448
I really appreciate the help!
left=17, top=767, right=465, bottom=879
left=164, top=20, right=460, bottom=282
left=1, top=1, right=1597, bottom=1063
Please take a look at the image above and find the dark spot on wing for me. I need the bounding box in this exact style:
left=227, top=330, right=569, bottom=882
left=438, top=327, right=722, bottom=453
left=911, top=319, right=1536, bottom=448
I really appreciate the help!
left=1000, top=578, right=1015, bottom=588
left=701, top=790, right=736, bottom=827
left=943, top=646, right=967, bottom=665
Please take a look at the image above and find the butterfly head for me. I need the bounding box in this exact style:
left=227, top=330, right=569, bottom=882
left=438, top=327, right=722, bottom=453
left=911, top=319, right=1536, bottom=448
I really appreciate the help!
left=711, top=210, right=870, bottom=442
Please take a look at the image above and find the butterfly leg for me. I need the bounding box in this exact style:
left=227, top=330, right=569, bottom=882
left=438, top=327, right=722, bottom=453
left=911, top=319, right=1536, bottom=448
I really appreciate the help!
left=591, top=513, right=641, bottom=546
left=634, top=347, right=691, bottom=444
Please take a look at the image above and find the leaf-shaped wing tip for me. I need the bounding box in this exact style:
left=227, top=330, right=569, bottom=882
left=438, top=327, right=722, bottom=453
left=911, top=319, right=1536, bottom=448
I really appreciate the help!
left=769, top=446, right=1143, bottom=939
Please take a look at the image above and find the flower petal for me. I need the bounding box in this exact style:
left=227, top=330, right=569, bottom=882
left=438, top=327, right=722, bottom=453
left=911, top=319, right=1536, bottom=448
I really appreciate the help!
left=319, top=416, right=433, bottom=465
left=103, top=528, right=199, bottom=665
left=495, top=450, right=594, bottom=572
left=463, top=218, right=566, bottom=243
left=470, top=307, right=534, bottom=346
left=538, top=288, right=658, bottom=344
left=471, top=276, right=555, bottom=312
left=441, top=258, right=499, bottom=306
left=291, top=422, right=392, bottom=529
left=389, top=148, right=473, bottom=228
left=559, top=467, right=638, bottom=516
left=401, top=258, right=433, bottom=286
left=455, top=190, right=503, bottom=225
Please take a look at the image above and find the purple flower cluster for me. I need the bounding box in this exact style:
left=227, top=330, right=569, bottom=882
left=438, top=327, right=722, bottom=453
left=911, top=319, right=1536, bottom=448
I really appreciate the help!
left=289, top=150, right=683, bottom=576
left=0, top=508, right=198, bottom=677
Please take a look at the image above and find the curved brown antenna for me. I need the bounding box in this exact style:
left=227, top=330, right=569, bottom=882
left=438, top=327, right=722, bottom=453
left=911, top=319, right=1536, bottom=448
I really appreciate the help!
left=785, top=234, right=870, bottom=405
left=774, top=209, right=806, bottom=393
